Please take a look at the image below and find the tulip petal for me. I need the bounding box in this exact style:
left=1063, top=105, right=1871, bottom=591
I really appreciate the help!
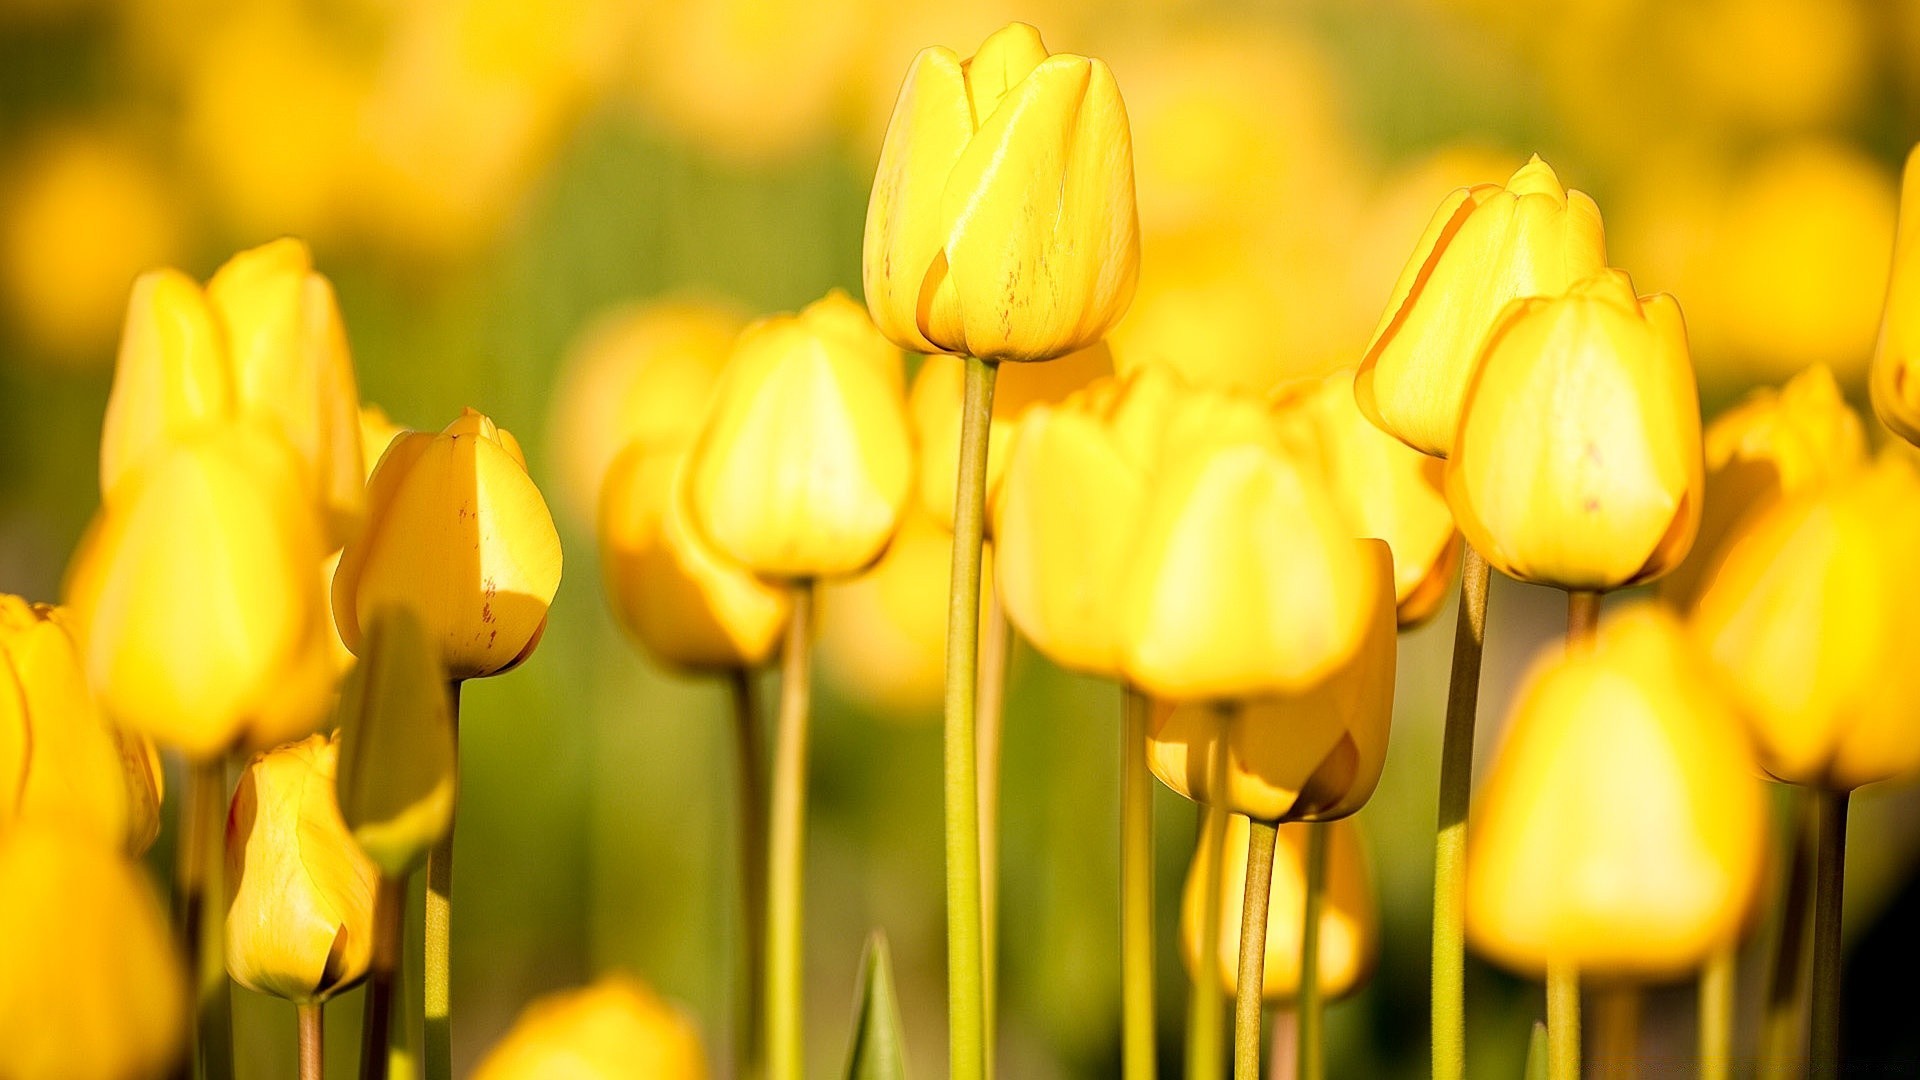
left=98, top=269, right=234, bottom=502
left=863, top=47, right=973, bottom=355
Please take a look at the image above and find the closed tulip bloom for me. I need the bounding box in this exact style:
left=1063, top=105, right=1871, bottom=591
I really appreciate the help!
left=863, top=22, right=1139, bottom=362
left=472, top=974, right=709, bottom=1080
left=333, top=408, right=563, bottom=681
left=1146, top=542, right=1395, bottom=822
left=358, top=404, right=408, bottom=483
left=66, top=426, right=335, bottom=759
left=1692, top=458, right=1920, bottom=790
left=1467, top=606, right=1766, bottom=980
left=1447, top=269, right=1703, bottom=591
left=334, top=610, right=456, bottom=878
left=600, top=443, right=790, bottom=672
left=226, top=733, right=378, bottom=1003
left=1355, top=155, right=1608, bottom=457
left=1871, top=144, right=1920, bottom=445
left=685, top=292, right=912, bottom=579
left=0, top=824, right=187, bottom=1080
left=1182, top=815, right=1377, bottom=1001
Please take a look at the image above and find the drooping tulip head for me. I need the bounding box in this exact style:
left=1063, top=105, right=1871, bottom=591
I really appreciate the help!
left=1870, top=143, right=1920, bottom=445
left=472, top=974, right=709, bottom=1080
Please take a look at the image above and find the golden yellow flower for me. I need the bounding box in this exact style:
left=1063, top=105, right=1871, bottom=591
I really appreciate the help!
left=1355, top=155, right=1608, bottom=458
left=358, top=404, right=409, bottom=483
left=0, top=824, right=187, bottom=1080
left=685, top=292, right=912, bottom=579
left=333, top=408, right=564, bottom=682
left=1692, top=457, right=1920, bottom=790
left=472, top=973, right=709, bottom=1080
left=334, top=609, right=457, bottom=878
left=863, top=21, right=1138, bottom=362
left=1871, top=143, right=1920, bottom=446
left=1466, top=605, right=1765, bottom=980
left=1446, top=269, right=1703, bottom=592
left=1182, top=815, right=1376, bottom=1001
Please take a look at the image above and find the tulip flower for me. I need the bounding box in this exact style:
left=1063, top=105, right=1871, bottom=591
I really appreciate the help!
left=358, top=404, right=407, bottom=482
left=332, top=408, right=563, bottom=682
left=0, top=824, right=187, bottom=1080
left=863, top=21, right=1139, bottom=363
left=1467, top=606, right=1765, bottom=980
left=1871, top=144, right=1920, bottom=445
left=1355, top=155, right=1607, bottom=458
left=1446, top=269, right=1703, bottom=592
left=472, top=974, right=709, bottom=1080
left=334, top=610, right=456, bottom=879
left=684, top=291, right=912, bottom=580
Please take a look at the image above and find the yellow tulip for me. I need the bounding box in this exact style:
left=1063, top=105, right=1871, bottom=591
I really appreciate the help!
left=1872, top=143, right=1920, bottom=446
left=685, top=291, right=912, bottom=580
left=863, top=21, right=1139, bottom=362
left=1145, top=542, right=1395, bottom=821
left=226, top=733, right=378, bottom=1003
left=334, top=609, right=457, bottom=878
left=1467, top=606, right=1766, bottom=980
left=358, top=404, right=409, bottom=483
left=1355, top=155, right=1608, bottom=458
left=66, top=426, right=335, bottom=759
left=1446, top=269, right=1703, bottom=592
left=600, top=443, right=790, bottom=672
left=1182, top=815, right=1377, bottom=1001
left=1692, top=457, right=1920, bottom=790
left=332, top=408, right=564, bottom=682
left=472, top=973, right=709, bottom=1080
left=1660, top=364, right=1865, bottom=609
left=0, top=824, right=187, bottom=1080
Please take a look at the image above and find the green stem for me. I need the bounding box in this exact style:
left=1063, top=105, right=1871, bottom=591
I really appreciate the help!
left=978, top=592, right=1011, bottom=1070
left=1121, top=685, right=1156, bottom=1080
left=1298, top=824, right=1327, bottom=1080
left=1547, top=962, right=1580, bottom=1080
left=297, top=1002, right=323, bottom=1080
left=177, top=758, right=233, bottom=1080
left=1761, top=792, right=1814, bottom=1077
left=360, top=875, right=404, bottom=1080
left=1808, top=789, right=1848, bottom=1080
left=945, top=354, right=998, bottom=1080
left=731, top=668, right=769, bottom=1079
left=767, top=584, right=815, bottom=1080
left=1188, top=802, right=1230, bottom=1080
left=1433, top=543, right=1490, bottom=1080
left=1699, top=945, right=1733, bottom=1080
left=424, top=682, right=462, bottom=1080
left=1235, top=819, right=1279, bottom=1080
left=1567, top=591, right=1600, bottom=650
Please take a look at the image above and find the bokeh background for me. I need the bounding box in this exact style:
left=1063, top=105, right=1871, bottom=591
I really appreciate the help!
left=4, top=0, right=1920, bottom=1076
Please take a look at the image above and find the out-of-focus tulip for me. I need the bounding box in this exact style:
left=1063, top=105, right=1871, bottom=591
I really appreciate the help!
left=1182, top=816, right=1376, bottom=1001
left=1446, top=269, right=1703, bottom=592
left=358, top=405, right=408, bottom=483
left=334, top=610, right=457, bottom=879
left=1660, top=365, right=1865, bottom=608
left=601, top=444, right=790, bottom=672
left=1146, top=542, right=1395, bottom=821
left=1278, top=371, right=1458, bottom=626
left=1872, top=144, right=1920, bottom=446
left=66, top=427, right=335, bottom=759
left=685, top=292, right=911, bottom=580
left=1355, top=155, right=1608, bottom=458
left=1692, top=458, right=1920, bottom=790
left=0, top=824, right=187, bottom=1080
left=226, top=733, right=378, bottom=1003
left=472, top=974, right=709, bottom=1080
left=333, top=408, right=563, bottom=681
left=863, top=22, right=1138, bottom=362
left=1467, top=606, right=1765, bottom=979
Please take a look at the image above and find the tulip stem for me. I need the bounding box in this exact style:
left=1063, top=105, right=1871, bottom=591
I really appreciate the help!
left=1808, top=789, right=1849, bottom=1080
left=1433, top=543, right=1490, bottom=1080
left=1235, top=819, right=1280, bottom=1080
left=298, top=1002, right=322, bottom=1080
left=1189, top=801, right=1230, bottom=1080
left=1761, top=793, right=1815, bottom=1076
left=767, top=583, right=815, bottom=1080
left=1699, top=944, right=1734, bottom=1080
left=978, top=592, right=1011, bottom=1071
left=361, top=875, right=405, bottom=1080
left=1547, top=961, right=1580, bottom=1080
left=1567, top=591, right=1600, bottom=650
left=1121, top=684, right=1157, bottom=1080
left=1593, top=984, right=1639, bottom=1077
left=173, top=758, right=233, bottom=1080
left=730, top=667, right=769, bottom=1079
left=424, top=681, right=461, bottom=1080
left=945, top=354, right=998, bottom=1080
left=1298, top=823, right=1327, bottom=1080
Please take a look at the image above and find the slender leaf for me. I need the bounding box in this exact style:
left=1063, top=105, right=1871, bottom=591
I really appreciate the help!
left=844, top=931, right=909, bottom=1080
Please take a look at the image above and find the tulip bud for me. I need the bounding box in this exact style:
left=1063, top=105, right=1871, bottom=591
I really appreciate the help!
left=864, top=22, right=1139, bottom=362
left=332, top=408, right=564, bottom=681
left=1446, top=269, right=1703, bottom=592
left=334, top=609, right=456, bottom=878
left=1692, top=457, right=1920, bottom=790
left=1467, top=606, right=1766, bottom=980
left=472, top=974, right=709, bottom=1080
left=358, top=404, right=408, bottom=483
left=1355, top=155, right=1608, bottom=457
left=1871, top=144, right=1920, bottom=445
left=0, top=824, right=187, bottom=1080
left=1146, top=542, right=1395, bottom=822
left=226, top=733, right=378, bottom=1003
left=65, top=426, right=335, bottom=759
left=1181, top=815, right=1377, bottom=1002
left=684, top=291, right=912, bottom=579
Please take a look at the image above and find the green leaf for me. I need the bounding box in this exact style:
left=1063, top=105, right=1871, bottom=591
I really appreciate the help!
left=844, top=931, right=910, bottom=1080
left=1525, top=1019, right=1549, bottom=1080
